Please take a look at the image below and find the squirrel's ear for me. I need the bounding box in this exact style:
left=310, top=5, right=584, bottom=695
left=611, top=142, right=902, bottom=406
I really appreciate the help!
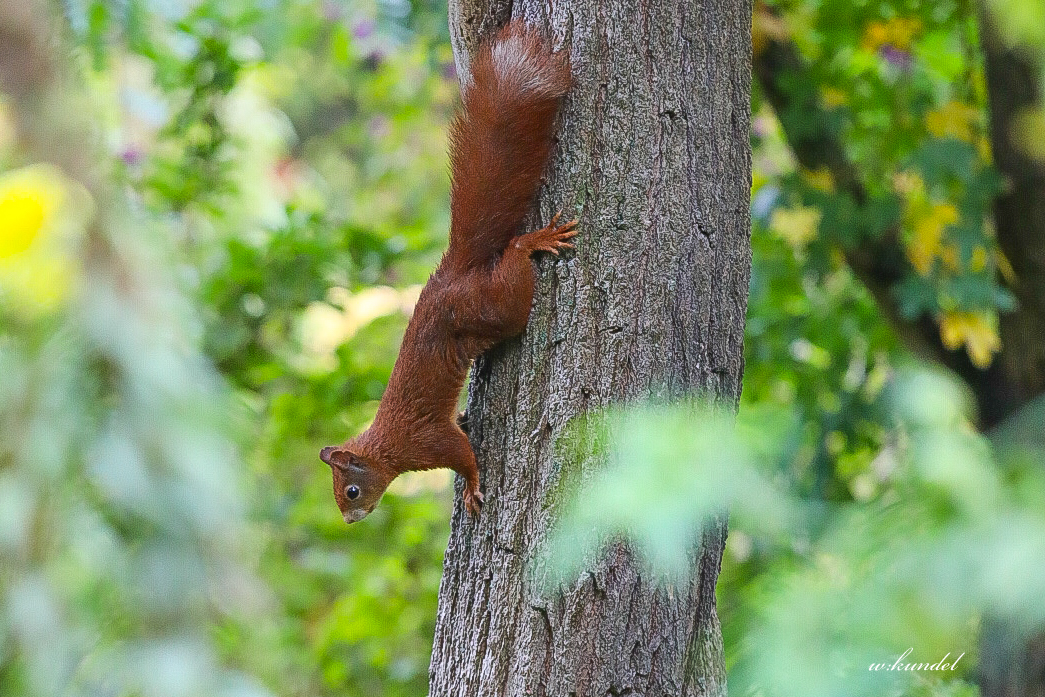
left=320, top=446, right=347, bottom=469
left=321, top=446, right=365, bottom=471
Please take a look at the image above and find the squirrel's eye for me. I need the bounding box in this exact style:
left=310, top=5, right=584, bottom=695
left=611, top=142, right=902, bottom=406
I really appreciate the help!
left=346, top=485, right=360, bottom=500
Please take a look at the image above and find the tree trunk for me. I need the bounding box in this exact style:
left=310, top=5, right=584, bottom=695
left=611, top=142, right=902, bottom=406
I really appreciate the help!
left=978, top=10, right=1045, bottom=427
left=429, top=2, right=752, bottom=695
left=972, top=11, right=1045, bottom=697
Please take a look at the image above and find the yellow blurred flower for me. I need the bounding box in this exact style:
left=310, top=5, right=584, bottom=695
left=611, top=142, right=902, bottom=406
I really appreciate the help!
left=863, top=22, right=890, bottom=49
left=0, top=164, right=88, bottom=317
left=939, top=311, right=1001, bottom=368
left=863, top=17, right=922, bottom=50
left=906, top=202, right=958, bottom=275
left=771, top=205, right=821, bottom=251
left=926, top=101, right=980, bottom=143
left=1, top=181, right=53, bottom=259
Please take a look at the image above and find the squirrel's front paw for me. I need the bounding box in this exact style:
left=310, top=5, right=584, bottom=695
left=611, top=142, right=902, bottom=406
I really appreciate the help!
left=516, top=211, right=579, bottom=255
left=463, top=486, right=485, bottom=517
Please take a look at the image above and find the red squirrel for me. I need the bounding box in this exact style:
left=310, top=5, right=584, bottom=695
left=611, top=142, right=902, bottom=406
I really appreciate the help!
left=320, top=22, right=576, bottom=524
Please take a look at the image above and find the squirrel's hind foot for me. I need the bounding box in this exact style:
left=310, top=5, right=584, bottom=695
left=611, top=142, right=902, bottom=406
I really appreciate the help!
left=463, top=485, right=485, bottom=517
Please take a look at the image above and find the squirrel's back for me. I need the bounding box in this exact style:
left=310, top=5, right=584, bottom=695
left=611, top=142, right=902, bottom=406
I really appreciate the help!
left=443, top=22, right=571, bottom=273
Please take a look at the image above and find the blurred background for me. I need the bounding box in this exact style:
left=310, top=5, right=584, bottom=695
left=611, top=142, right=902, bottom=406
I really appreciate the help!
left=0, top=1, right=1043, bottom=696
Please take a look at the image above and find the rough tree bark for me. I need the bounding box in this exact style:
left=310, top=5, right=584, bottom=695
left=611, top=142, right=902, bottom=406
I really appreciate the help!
left=429, top=1, right=752, bottom=695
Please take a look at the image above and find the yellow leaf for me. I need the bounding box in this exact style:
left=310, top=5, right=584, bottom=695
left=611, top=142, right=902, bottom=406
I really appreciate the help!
left=996, top=249, right=1017, bottom=285
left=906, top=202, right=958, bottom=275
left=863, top=17, right=922, bottom=50
left=939, top=311, right=1001, bottom=369
left=978, top=135, right=992, bottom=161
left=970, top=246, right=988, bottom=273
left=890, top=17, right=922, bottom=48
left=926, top=101, right=980, bottom=143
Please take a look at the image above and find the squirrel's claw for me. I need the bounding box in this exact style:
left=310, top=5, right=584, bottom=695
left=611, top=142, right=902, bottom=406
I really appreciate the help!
left=520, top=217, right=580, bottom=256
left=463, top=486, right=485, bottom=517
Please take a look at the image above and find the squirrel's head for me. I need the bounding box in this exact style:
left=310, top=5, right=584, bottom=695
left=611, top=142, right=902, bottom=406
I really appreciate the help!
left=320, top=443, right=393, bottom=524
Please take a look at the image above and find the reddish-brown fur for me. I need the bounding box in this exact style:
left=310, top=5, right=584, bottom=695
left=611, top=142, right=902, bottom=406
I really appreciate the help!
left=321, top=22, right=576, bottom=524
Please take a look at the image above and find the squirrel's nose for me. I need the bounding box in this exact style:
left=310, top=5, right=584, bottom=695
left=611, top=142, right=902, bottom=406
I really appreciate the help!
left=344, top=509, right=369, bottom=524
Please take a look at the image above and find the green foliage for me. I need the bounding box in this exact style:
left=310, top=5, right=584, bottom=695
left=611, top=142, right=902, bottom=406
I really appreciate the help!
left=546, top=368, right=1045, bottom=697
left=6, top=1, right=456, bottom=695
left=756, top=0, right=1017, bottom=367
left=745, top=223, right=897, bottom=500
left=0, top=98, right=269, bottom=697
left=126, top=2, right=457, bottom=694
left=3, top=0, right=1043, bottom=695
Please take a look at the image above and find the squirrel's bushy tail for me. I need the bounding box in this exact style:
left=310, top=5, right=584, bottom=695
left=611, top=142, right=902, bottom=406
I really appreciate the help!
left=444, top=22, right=571, bottom=272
